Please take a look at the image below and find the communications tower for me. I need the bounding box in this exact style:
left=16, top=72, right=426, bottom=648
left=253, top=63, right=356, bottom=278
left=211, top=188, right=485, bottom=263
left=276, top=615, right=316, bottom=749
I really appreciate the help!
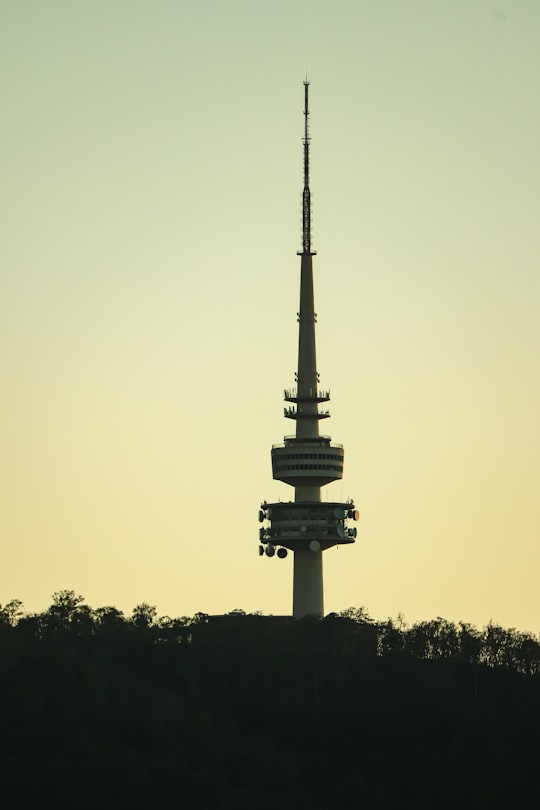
left=258, top=82, right=358, bottom=618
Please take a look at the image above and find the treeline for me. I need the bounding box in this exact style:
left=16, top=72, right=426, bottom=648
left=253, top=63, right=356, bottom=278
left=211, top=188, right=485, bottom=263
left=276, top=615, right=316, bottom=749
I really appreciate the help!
left=2, top=592, right=539, bottom=675
left=1, top=592, right=539, bottom=808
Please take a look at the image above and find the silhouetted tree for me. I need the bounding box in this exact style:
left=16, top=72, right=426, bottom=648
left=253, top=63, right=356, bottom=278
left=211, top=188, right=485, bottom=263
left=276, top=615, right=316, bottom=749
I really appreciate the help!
left=377, top=617, right=405, bottom=655
left=37, top=589, right=95, bottom=639
left=459, top=620, right=482, bottom=664
left=0, top=598, right=23, bottom=628
left=131, top=602, right=157, bottom=629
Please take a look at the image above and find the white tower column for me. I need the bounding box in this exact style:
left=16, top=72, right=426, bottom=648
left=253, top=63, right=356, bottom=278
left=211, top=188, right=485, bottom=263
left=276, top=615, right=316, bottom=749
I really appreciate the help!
left=293, top=550, right=323, bottom=619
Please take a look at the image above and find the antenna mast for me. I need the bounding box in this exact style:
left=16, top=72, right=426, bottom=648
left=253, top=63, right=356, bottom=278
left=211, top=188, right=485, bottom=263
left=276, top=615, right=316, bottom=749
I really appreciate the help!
left=302, top=80, right=312, bottom=254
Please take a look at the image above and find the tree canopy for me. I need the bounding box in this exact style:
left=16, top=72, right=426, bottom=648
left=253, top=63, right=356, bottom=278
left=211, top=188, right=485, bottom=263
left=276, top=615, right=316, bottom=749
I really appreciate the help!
left=1, top=593, right=538, bottom=808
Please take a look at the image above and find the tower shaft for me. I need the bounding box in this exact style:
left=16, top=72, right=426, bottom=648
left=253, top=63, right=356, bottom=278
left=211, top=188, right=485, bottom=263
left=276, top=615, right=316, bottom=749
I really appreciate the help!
left=296, top=252, right=319, bottom=442
left=293, top=549, right=323, bottom=618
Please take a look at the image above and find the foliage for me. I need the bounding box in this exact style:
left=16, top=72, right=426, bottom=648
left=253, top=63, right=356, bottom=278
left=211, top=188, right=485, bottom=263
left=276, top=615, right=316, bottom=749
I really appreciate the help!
left=1, top=595, right=539, bottom=808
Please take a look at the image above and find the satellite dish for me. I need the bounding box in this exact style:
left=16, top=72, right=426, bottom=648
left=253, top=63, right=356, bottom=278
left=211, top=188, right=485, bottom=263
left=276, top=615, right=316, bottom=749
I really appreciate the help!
left=259, top=545, right=264, bottom=556
left=309, top=540, right=321, bottom=552
left=259, top=528, right=265, bottom=541
left=348, top=527, right=357, bottom=539
left=266, top=544, right=275, bottom=557
left=277, top=547, right=288, bottom=559
left=258, top=510, right=265, bottom=523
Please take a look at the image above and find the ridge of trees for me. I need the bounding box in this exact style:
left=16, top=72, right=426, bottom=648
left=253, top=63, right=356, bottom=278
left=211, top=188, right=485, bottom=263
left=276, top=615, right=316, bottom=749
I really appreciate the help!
left=1, top=590, right=539, bottom=675
left=2, top=591, right=540, bottom=808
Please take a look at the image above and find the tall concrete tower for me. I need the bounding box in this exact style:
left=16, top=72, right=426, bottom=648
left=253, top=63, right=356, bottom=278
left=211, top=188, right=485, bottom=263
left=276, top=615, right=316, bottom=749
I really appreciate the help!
left=259, top=81, right=358, bottom=619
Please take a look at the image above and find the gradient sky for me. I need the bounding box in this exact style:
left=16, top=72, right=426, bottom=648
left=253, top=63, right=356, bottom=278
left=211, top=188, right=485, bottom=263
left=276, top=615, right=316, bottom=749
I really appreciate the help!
left=2, top=1, right=539, bottom=632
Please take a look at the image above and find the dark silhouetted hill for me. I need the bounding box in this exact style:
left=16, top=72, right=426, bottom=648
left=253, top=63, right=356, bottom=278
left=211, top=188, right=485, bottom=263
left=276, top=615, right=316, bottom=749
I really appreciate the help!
left=1, top=592, right=539, bottom=809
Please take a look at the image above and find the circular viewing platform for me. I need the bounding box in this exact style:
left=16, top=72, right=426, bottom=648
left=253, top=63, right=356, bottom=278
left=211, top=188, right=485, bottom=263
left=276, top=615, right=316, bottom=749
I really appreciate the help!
left=272, top=439, right=344, bottom=487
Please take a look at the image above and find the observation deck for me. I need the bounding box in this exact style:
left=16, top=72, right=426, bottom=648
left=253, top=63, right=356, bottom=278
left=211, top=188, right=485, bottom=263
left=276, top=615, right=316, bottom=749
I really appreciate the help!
left=271, top=438, right=344, bottom=487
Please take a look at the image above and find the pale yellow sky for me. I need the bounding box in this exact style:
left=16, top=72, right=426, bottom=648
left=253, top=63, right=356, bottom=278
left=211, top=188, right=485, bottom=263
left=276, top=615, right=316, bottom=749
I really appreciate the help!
left=1, top=1, right=539, bottom=631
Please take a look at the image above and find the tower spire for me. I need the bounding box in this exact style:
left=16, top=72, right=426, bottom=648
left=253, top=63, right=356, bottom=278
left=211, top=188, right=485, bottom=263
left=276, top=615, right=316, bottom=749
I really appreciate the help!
left=259, top=82, right=358, bottom=619
left=302, top=79, right=312, bottom=255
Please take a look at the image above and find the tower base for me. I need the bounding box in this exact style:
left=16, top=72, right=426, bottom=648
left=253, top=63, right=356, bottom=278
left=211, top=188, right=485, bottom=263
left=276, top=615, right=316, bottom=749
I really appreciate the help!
left=293, top=549, right=323, bottom=619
